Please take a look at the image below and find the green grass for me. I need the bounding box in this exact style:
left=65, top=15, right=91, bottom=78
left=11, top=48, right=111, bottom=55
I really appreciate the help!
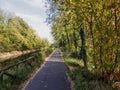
left=0, top=64, right=33, bottom=90
left=63, top=54, right=114, bottom=90
left=64, top=57, right=83, bottom=67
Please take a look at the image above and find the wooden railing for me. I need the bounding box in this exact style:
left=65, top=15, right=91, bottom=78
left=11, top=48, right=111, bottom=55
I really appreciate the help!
left=0, top=49, right=40, bottom=63
left=0, top=49, right=44, bottom=82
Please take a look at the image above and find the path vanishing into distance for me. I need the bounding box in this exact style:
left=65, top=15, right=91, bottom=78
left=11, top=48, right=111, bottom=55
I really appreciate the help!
left=25, top=48, right=71, bottom=90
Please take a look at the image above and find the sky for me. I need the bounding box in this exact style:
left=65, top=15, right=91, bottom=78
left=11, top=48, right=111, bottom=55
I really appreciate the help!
left=0, top=0, right=53, bottom=43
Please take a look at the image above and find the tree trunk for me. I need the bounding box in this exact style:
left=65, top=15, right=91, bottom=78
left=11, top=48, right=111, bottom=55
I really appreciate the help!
left=89, top=2, right=97, bottom=69
left=65, top=29, right=71, bottom=52
left=73, top=31, right=78, bottom=58
left=80, top=28, right=87, bottom=69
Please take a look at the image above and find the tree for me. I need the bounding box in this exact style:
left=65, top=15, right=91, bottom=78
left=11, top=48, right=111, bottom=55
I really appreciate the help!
left=0, top=10, right=48, bottom=53
left=46, top=0, right=120, bottom=81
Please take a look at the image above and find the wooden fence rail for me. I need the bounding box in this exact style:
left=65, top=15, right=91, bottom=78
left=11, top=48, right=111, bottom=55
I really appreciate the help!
left=0, top=53, right=38, bottom=82
left=0, top=49, right=40, bottom=63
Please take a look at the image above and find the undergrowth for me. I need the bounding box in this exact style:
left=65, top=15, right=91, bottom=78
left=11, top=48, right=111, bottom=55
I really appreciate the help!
left=63, top=54, right=115, bottom=90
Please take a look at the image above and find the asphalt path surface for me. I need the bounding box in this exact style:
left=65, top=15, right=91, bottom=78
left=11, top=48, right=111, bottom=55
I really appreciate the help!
left=25, top=49, right=71, bottom=90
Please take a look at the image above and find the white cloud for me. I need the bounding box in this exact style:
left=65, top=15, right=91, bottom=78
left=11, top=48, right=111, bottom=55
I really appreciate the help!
left=16, top=13, right=43, bottom=23
left=0, top=0, right=53, bottom=42
left=23, top=0, right=46, bottom=9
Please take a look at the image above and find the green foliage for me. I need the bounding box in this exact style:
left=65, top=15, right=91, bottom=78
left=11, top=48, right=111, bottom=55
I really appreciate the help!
left=69, top=70, right=89, bottom=90
left=0, top=11, right=51, bottom=53
left=38, top=52, right=46, bottom=61
left=63, top=55, right=82, bottom=67
left=45, top=45, right=55, bottom=56
left=46, top=0, right=120, bottom=85
left=0, top=63, right=33, bottom=90
left=64, top=54, right=114, bottom=90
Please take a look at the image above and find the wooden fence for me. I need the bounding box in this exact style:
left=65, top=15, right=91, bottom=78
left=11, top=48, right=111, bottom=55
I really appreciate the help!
left=0, top=49, right=42, bottom=82
left=0, top=49, right=40, bottom=63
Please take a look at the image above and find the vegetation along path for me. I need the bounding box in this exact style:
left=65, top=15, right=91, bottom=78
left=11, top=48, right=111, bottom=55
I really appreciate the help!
left=25, top=48, right=71, bottom=90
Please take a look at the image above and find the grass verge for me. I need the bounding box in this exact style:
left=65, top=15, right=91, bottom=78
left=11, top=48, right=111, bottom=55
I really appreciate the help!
left=63, top=54, right=114, bottom=90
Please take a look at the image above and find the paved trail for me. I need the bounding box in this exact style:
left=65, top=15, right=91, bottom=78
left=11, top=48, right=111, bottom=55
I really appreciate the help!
left=25, top=49, right=71, bottom=90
